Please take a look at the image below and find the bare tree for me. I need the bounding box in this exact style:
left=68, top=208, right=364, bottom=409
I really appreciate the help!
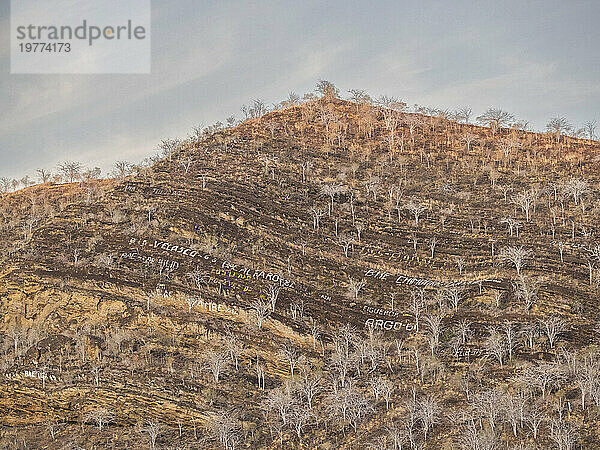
left=325, top=383, right=372, bottom=432
left=265, top=385, right=294, bottom=428
left=111, top=161, right=132, bottom=180
left=0, top=177, right=11, bottom=192
left=266, top=121, right=278, bottom=138
left=501, top=217, right=520, bottom=237
left=316, top=80, right=339, bottom=99
left=402, top=232, right=419, bottom=256
left=410, top=288, right=426, bottom=332
left=472, top=388, right=504, bottom=433
left=503, top=391, right=526, bottom=437
left=178, top=156, right=194, bottom=174
left=524, top=399, right=545, bottom=439
left=485, top=328, right=507, bottom=367
left=279, top=344, right=302, bottom=377
left=204, top=350, right=229, bottom=383
left=541, top=316, right=566, bottom=349
left=429, top=237, right=438, bottom=258
left=321, top=184, right=346, bottom=216
left=264, top=283, right=281, bottom=312
left=374, top=376, right=394, bottom=410
left=22, top=212, right=40, bottom=241
left=513, top=276, right=541, bottom=312
left=460, top=422, right=499, bottom=450
left=309, top=318, right=322, bottom=350
left=583, top=120, right=597, bottom=140
left=300, top=159, right=313, bottom=183
left=546, top=117, right=572, bottom=143
left=84, top=407, right=113, bottom=431
left=250, top=298, right=271, bottom=329
left=298, top=372, right=322, bottom=410
left=424, top=313, right=444, bottom=355
left=377, top=96, right=407, bottom=151
left=573, top=352, right=600, bottom=410
left=520, top=321, right=539, bottom=350
left=455, top=256, right=465, bottom=275
left=281, top=91, right=301, bottom=108
left=140, top=421, right=162, bottom=450
left=366, top=178, right=381, bottom=201
left=311, top=206, right=326, bottom=231
left=329, top=349, right=351, bottom=389
left=456, top=106, right=473, bottom=124
left=512, top=190, right=536, bottom=222
left=502, top=320, right=518, bottom=360
left=476, top=108, right=515, bottom=134
left=241, top=99, right=269, bottom=120
left=224, top=332, right=243, bottom=371
left=499, top=246, right=532, bottom=275
left=57, top=161, right=83, bottom=183
left=255, top=360, right=266, bottom=390
left=461, top=131, right=478, bottom=150
left=417, top=394, right=441, bottom=441
left=549, top=420, right=578, bottom=450
left=288, top=403, right=313, bottom=439
left=347, top=277, right=366, bottom=300
left=405, top=200, right=427, bottom=225
left=455, top=319, right=472, bottom=344
left=36, top=168, right=52, bottom=184
left=186, top=269, right=209, bottom=289
left=556, top=241, right=566, bottom=263
left=525, top=361, right=564, bottom=398
left=204, top=349, right=229, bottom=382
left=564, top=178, right=588, bottom=205
left=45, top=420, right=58, bottom=440
left=338, top=233, right=355, bottom=257
left=158, top=138, right=182, bottom=162
left=206, top=410, right=242, bottom=450
left=445, top=285, right=465, bottom=311
left=586, top=258, right=596, bottom=285
left=347, top=89, right=372, bottom=114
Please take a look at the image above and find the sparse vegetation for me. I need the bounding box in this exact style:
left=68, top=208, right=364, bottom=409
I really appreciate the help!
left=1, top=81, right=600, bottom=448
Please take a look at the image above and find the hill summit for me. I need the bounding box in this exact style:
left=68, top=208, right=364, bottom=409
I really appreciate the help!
left=1, top=91, right=600, bottom=449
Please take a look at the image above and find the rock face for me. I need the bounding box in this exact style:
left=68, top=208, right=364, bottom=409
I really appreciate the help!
left=1, top=98, right=600, bottom=448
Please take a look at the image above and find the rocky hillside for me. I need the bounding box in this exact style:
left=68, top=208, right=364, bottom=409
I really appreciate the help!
left=1, top=94, right=600, bottom=449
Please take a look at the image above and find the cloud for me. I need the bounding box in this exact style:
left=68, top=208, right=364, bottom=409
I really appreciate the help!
left=0, top=10, right=237, bottom=136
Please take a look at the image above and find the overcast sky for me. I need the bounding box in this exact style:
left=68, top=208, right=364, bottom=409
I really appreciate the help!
left=1, top=0, right=599, bottom=179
